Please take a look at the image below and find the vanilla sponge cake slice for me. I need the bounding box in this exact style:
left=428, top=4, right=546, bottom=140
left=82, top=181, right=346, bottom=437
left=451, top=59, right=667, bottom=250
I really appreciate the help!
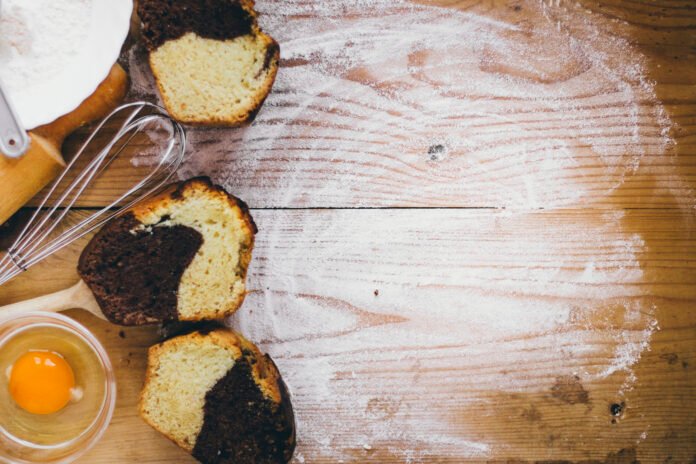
left=77, top=177, right=256, bottom=325
left=140, top=329, right=296, bottom=463
left=138, top=0, right=280, bottom=126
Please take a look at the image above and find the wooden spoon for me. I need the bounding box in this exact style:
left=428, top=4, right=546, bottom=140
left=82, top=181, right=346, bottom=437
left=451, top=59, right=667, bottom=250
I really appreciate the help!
left=0, top=280, right=106, bottom=321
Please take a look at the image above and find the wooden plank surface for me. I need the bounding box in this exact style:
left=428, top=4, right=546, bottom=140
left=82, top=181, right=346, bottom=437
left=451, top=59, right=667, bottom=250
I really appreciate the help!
left=32, top=0, right=696, bottom=210
left=1, top=209, right=695, bottom=462
left=2, top=0, right=696, bottom=463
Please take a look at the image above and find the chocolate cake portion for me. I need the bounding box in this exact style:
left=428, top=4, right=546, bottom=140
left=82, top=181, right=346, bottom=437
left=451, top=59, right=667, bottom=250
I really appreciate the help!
left=78, top=213, right=203, bottom=326
left=138, top=0, right=255, bottom=51
left=193, top=354, right=296, bottom=464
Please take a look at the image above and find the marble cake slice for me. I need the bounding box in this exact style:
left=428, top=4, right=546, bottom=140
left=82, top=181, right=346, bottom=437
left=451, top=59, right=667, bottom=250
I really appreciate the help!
left=139, top=329, right=296, bottom=463
left=137, top=0, right=280, bottom=126
left=77, top=177, right=256, bottom=326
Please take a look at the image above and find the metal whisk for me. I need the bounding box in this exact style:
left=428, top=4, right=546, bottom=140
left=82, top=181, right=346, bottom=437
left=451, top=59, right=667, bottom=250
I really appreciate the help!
left=0, top=101, right=186, bottom=286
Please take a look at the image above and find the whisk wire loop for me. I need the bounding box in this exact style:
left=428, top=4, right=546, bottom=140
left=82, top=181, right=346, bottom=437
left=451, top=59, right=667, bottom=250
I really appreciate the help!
left=0, top=102, right=186, bottom=286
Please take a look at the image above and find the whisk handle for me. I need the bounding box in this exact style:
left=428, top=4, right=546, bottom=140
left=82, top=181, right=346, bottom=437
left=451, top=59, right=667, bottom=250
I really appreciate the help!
left=0, top=280, right=103, bottom=320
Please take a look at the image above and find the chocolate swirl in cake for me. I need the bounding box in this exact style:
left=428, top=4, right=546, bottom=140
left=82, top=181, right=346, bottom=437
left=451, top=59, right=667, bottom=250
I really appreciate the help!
left=193, top=353, right=296, bottom=464
left=77, top=177, right=256, bottom=326
left=140, top=329, right=296, bottom=464
left=78, top=213, right=203, bottom=325
left=138, top=0, right=255, bottom=50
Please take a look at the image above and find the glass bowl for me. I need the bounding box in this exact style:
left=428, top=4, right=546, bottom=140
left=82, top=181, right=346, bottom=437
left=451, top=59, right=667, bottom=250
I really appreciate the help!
left=0, top=312, right=116, bottom=463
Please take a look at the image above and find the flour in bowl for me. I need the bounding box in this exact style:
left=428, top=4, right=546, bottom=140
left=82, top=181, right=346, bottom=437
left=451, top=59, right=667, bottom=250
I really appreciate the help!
left=0, top=0, right=92, bottom=102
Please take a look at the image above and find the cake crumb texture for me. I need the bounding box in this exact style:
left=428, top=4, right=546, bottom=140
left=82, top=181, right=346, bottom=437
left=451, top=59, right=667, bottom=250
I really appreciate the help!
left=150, top=32, right=278, bottom=125
left=78, top=177, right=256, bottom=325
left=140, top=329, right=296, bottom=463
left=132, top=178, right=257, bottom=322
left=140, top=330, right=240, bottom=450
left=138, top=0, right=279, bottom=126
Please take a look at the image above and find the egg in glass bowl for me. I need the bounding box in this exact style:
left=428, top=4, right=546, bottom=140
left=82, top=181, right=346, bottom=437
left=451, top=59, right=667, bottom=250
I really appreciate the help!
left=0, top=312, right=116, bottom=463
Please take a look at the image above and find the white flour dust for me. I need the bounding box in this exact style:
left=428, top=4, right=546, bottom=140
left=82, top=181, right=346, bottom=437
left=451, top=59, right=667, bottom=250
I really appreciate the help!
left=228, top=209, right=658, bottom=461
left=127, top=0, right=672, bottom=208
left=0, top=0, right=92, bottom=102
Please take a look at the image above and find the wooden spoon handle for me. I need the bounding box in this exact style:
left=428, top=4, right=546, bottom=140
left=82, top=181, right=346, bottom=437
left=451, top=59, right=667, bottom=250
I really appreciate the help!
left=0, top=280, right=104, bottom=320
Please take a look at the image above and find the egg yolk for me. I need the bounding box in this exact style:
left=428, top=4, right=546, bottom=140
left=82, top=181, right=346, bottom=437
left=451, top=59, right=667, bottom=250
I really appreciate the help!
left=8, top=351, right=75, bottom=415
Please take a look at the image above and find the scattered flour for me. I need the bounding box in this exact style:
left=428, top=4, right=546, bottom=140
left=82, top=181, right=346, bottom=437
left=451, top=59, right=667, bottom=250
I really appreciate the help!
left=126, top=0, right=672, bottom=209
left=0, top=0, right=92, bottom=101
left=228, top=209, right=658, bottom=461
left=124, top=43, right=162, bottom=104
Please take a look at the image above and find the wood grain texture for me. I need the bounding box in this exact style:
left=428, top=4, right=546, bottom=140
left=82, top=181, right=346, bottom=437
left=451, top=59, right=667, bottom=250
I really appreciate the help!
left=1, top=208, right=695, bottom=462
left=2, top=0, right=696, bottom=462
left=26, top=0, right=696, bottom=210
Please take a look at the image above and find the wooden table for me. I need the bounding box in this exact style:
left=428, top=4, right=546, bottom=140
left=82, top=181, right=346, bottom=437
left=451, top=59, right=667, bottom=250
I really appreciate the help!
left=1, top=0, right=695, bottom=462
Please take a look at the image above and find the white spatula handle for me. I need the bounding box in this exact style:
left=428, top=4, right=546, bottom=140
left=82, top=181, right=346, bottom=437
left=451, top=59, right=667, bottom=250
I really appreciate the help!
left=0, top=78, right=30, bottom=159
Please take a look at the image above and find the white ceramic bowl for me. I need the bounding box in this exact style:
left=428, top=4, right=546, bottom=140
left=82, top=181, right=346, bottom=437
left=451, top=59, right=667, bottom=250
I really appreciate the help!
left=0, top=0, right=132, bottom=129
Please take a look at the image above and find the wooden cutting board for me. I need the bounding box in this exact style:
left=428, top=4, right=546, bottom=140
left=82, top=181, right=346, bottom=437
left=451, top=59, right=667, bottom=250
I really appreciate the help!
left=1, top=1, right=696, bottom=463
